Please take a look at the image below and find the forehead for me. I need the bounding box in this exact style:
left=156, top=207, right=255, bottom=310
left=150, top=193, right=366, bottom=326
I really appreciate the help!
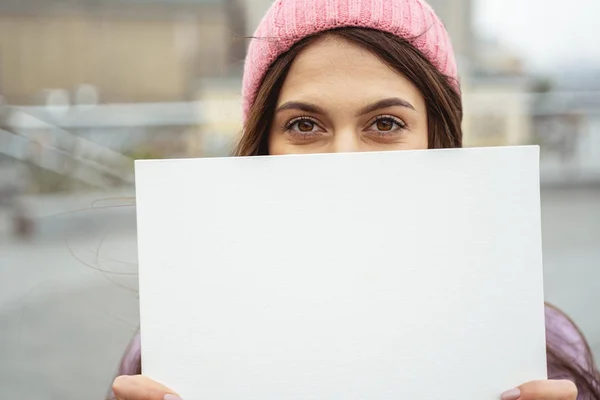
left=277, top=35, right=423, bottom=108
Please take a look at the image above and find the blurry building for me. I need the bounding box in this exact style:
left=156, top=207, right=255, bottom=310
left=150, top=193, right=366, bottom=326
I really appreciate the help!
left=472, top=38, right=525, bottom=77
left=0, top=0, right=249, bottom=192
left=426, top=0, right=533, bottom=149
left=532, top=92, right=600, bottom=183
left=426, top=0, right=474, bottom=72
left=0, top=0, right=246, bottom=106
left=461, top=77, right=532, bottom=147
left=244, top=0, right=272, bottom=36
left=191, top=78, right=242, bottom=156
left=462, top=75, right=534, bottom=149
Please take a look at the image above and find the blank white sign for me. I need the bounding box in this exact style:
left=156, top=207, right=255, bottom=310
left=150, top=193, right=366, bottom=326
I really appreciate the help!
left=135, top=146, right=547, bottom=400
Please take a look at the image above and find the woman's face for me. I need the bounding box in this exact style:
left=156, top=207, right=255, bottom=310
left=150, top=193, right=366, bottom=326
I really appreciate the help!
left=268, top=35, right=428, bottom=155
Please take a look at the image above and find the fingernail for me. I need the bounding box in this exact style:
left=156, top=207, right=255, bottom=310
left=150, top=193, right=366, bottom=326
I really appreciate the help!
left=164, top=395, right=183, bottom=400
left=501, top=388, right=521, bottom=400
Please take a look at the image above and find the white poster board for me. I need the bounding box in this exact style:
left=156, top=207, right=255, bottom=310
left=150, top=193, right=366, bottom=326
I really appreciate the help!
left=135, top=146, right=547, bottom=400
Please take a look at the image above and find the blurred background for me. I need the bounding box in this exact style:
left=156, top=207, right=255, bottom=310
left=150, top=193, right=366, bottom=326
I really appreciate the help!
left=0, top=0, right=598, bottom=398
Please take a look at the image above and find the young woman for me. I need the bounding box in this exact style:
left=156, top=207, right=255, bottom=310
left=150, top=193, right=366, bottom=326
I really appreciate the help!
left=110, top=0, right=600, bottom=399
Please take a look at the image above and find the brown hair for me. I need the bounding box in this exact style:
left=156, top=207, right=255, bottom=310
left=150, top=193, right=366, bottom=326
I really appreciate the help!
left=233, top=27, right=463, bottom=156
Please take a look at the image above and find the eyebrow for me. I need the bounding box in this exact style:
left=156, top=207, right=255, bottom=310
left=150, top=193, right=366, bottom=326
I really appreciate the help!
left=356, top=97, right=416, bottom=116
left=275, top=97, right=416, bottom=116
left=275, top=101, right=327, bottom=115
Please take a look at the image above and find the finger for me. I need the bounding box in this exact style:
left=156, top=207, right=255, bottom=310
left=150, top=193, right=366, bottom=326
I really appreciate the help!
left=501, top=380, right=578, bottom=400
left=112, top=375, right=181, bottom=400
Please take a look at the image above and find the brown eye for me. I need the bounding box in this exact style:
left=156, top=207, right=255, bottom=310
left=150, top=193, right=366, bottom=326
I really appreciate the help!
left=376, top=119, right=394, bottom=131
left=297, top=120, right=315, bottom=132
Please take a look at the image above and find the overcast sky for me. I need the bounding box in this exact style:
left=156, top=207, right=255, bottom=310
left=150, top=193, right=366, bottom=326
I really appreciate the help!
left=474, top=0, right=600, bottom=72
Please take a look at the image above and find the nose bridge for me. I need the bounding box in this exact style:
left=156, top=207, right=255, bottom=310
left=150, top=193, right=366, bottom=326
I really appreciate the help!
left=331, top=125, right=359, bottom=153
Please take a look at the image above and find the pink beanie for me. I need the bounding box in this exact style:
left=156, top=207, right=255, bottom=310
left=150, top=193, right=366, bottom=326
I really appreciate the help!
left=242, top=0, right=459, bottom=123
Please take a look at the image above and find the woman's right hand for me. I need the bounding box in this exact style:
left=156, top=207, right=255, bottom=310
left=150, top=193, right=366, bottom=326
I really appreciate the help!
left=112, top=375, right=182, bottom=400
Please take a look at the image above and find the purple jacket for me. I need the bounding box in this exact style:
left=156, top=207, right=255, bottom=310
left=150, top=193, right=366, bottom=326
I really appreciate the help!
left=111, top=304, right=597, bottom=398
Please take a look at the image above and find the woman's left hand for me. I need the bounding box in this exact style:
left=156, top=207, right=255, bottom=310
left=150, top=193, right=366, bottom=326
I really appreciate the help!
left=502, top=380, right=578, bottom=400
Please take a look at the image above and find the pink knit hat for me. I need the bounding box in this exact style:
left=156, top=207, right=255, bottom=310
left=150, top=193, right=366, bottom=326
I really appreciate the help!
left=241, top=0, right=459, bottom=123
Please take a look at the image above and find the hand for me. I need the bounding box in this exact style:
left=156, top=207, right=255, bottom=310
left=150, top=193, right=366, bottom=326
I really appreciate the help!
left=112, top=375, right=182, bottom=400
left=502, top=380, right=578, bottom=400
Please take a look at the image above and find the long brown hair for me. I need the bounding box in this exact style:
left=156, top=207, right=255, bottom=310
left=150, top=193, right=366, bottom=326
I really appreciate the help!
left=233, top=28, right=463, bottom=156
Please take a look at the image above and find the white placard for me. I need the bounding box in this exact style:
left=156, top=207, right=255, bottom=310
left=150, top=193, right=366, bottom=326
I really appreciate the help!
left=135, top=146, right=547, bottom=400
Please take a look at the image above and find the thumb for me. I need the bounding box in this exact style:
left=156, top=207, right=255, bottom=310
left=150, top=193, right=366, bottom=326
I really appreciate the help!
left=112, top=375, right=182, bottom=400
left=501, top=380, right=578, bottom=400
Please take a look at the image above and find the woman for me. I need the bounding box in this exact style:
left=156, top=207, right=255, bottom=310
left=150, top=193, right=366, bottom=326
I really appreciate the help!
left=111, top=0, right=600, bottom=399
